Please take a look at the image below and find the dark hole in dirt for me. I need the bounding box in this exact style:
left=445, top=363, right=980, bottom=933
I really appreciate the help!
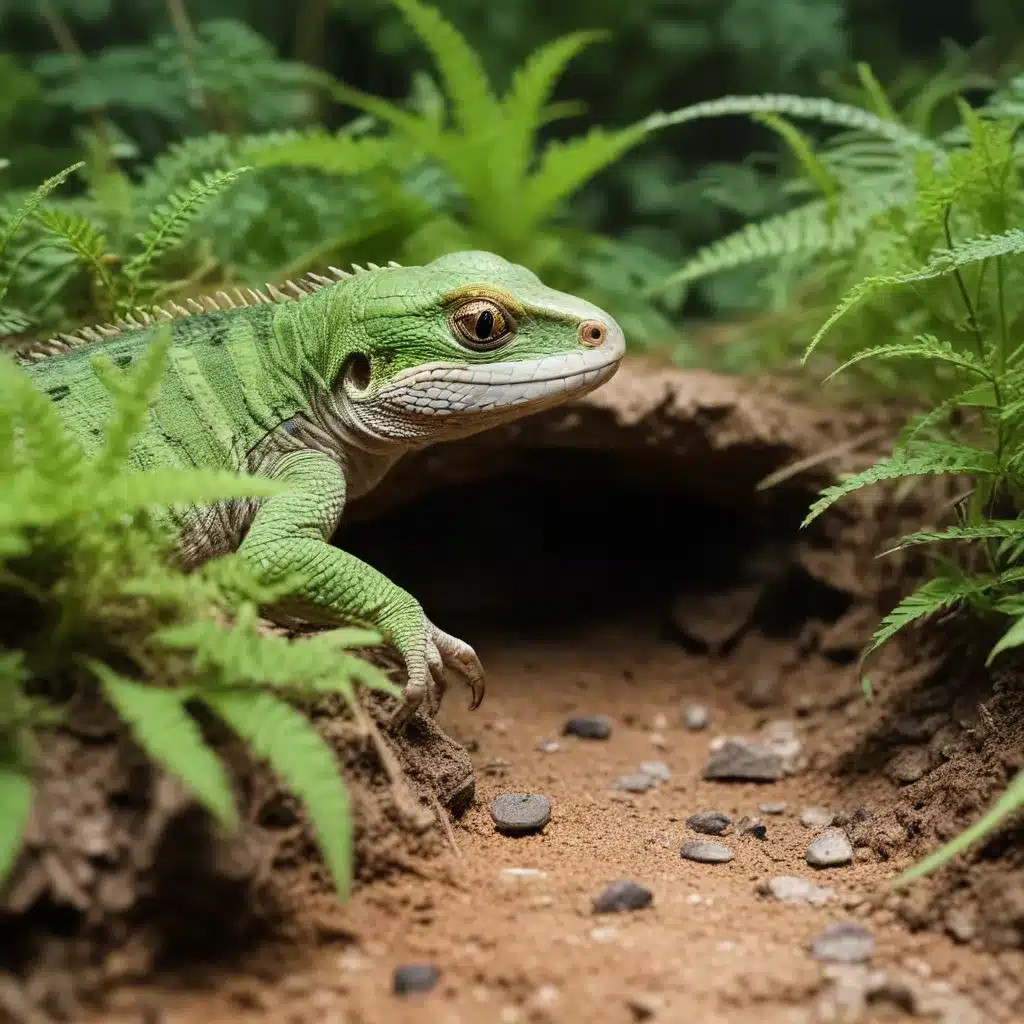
left=338, top=449, right=852, bottom=642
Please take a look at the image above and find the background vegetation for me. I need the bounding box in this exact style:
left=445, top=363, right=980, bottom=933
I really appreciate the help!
left=2, top=0, right=1024, bottom=893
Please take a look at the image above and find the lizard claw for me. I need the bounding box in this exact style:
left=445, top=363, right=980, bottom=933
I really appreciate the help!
left=386, top=616, right=485, bottom=732
left=425, top=618, right=486, bottom=712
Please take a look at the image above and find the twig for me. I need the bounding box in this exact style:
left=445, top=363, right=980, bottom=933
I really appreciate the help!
left=428, top=788, right=463, bottom=861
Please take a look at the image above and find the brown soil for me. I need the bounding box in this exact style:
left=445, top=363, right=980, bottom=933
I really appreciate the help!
left=3, top=360, right=1023, bottom=1024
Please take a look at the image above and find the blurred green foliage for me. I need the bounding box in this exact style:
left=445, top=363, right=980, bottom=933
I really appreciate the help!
left=1, top=0, right=1023, bottom=353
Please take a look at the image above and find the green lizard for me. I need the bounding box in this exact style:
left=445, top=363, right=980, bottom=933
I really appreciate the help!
left=21, top=251, right=625, bottom=730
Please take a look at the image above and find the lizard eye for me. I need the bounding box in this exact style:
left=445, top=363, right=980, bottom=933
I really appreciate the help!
left=449, top=298, right=515, bottom=350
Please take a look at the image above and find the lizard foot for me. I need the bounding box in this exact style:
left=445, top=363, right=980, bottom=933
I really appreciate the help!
left=387, top=618, right=485, bottom=732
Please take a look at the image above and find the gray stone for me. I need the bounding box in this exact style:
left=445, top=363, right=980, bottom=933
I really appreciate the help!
left=563, top=715, right=612, bottom=740
left=535, top=738, right=560, bottom=753
left=759, top=876, right=834, bottom=906
left=681, top=840, right=733, bottom=864
left=741, top=671, right=782, bottom=708
left=490, top=793, right=551, bottom=836
left=686, top=811, right=732, bottom=835
left=759, top=802, right=787, bottom=815
left=800, top=806, right=834, bottom=829
left=639, top=761, right=671, bottom=783
left=592, top=879, right=654, bottom=914
left=703, top=739, right=783, bottom=782
left=810, top=922, right=874, bottom=964
left=393, top=964, right=440, bottom=995
left=613, top=773, right=655, bottom=793
left=885, top=747, right=932, bottom=785
left=760, top=720, right=803, bottom=770
left=806, top=828, right=854, bottom=868
left=681, top=703, right=710, bottom=730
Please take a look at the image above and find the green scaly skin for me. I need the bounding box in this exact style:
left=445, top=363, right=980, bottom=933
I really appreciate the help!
left=25, top=251, right=626, bottom=729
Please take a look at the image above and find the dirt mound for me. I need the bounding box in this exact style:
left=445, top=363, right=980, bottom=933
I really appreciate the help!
left=2, top=357, right=1021, bottom=1023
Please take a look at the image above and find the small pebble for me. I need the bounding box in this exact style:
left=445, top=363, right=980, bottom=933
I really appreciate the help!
left=741, top=671, right=782, bottom=708
left=744, top=823, right=768, bottom=841
left=800, top=806, right=834, bottom=829
left=703, top=739, right=783, bottom=781
left=686, top=811, right=732, bottom=835
left=810, top=922, right=875, bottom=964
left=681, top=703, right=710, bottom=730
left=760, top=802, right=787, bottom=814
left=491, top=793, right=551, bottom=836
left=760, top=720, right=803, bottom=770
left=613, top=773, right=655, bottom=793
left=640, top=761, right=671, bottom=783
left=501, top=868, right=547, bottom=881
left=627, top=992, right=665, bottom=1020
left=648, top=732, right=667, bottom=749
left=393, top=964, right=440, bottom=995
left=535, top=738, right=560, bottom=753
left=681, top=840, right=733, bottom=864
left=806, top=828, right=854, bottom=868
left=759, top=876, right=834, bottom=906
left=885, top=747, right=932, bottom=785
left=651, top=712, right=669, bottom=731
left=592, top=879, right=654, bottom=914
left=563, top=715, right=612, bottom=740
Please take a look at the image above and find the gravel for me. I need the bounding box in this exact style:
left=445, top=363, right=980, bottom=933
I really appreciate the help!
left=613, top=773, right=656, bottom=793
left=806, top=828, right=854, bottom=868
left=759, top=876, right=834, bottom=906
left=681, top=703, right=711, bottom=730
left=592, top=879, right=654, bottom=914
left=810, top=923, right=875, bottom=964
left=393, top=964, right=440, bottom=995
left=563, top=715, right=612, bottom=740
left=703, top=739, right=784, bottom=782
left=490, top=793, right=552, bottom=836
left=686, top=811, right=732, bottom=836
left=799, top=806, right=834, bottom=829
left=681, top=840, right=733, bottom=864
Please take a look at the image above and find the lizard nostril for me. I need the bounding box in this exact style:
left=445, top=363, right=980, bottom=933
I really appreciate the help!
left=579, top=320, right=606, bottom=347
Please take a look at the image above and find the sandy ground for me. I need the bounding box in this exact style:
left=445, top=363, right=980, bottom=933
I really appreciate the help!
left=90, top=613, right=1021, bottom=1024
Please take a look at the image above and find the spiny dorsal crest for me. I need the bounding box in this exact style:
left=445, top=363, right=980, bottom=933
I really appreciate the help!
left=16, top=260, right=403, bottom=363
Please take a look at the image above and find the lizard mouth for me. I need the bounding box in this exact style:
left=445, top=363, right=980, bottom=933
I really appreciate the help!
left=375, top=345, right=624, bottom=417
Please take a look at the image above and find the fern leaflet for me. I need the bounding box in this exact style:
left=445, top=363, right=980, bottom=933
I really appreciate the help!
left=823, top=335, right=993, bottom=383
left=203, top=689, right=353, bottom=896
left=92, top=662, right=238, bottom=828
left=0, top=758, right=32, bottom=885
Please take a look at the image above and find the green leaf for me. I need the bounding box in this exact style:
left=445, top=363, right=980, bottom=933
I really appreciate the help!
left=203, top=689, right=352, bottom=896
left=390, top=0, right=498, bottom=139
left=96, top=466, right=286, bottom=514
left=91, top=661, right=238, bottom=828
left=0, top=762, right=33, bottom=886
left=881, top=520, right=1024, bottom=555
left=823, top=335, right=992, bottom=384
left=987, top=616, right=1024, bottom=663
left=752, top=112, right=839, bottom=201
left=802, top=444, right=1001, bottom=525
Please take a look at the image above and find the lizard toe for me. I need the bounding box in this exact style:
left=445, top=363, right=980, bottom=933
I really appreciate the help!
left=426, top=619, right=486, bottom=711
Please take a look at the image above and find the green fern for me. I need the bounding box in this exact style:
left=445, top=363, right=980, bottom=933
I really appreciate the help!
left=204, top=689, right=354, bottom=896
left=93, top=662, right=238, bottom=828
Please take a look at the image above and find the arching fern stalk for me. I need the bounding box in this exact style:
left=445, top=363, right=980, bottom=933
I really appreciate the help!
left=795, top=100, right=1024, bottom=883
left=0, top=170, right=398, bottom=899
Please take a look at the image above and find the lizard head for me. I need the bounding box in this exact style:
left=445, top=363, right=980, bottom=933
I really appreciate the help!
left=323, top=250, right=626, bottom=444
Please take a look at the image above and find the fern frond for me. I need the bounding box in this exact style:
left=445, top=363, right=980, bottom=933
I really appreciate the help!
left=895, top=769, right=1024, bottom=884
left=645, top=95, right=941, bottom=153
left=862, top=573, right=979, bottom=656
left=802, top=444, right=1001, bottom=525
left=97, top=467, right=286, bottom=516
left=525, top=123, right=649, bottom=224
left=0, top=162, right=83, bottom=267
left=122, top=168, right=251, bottom=303
left=499, top=31, right=605, bottom=186
left=661, top=196, right=870, bottom=289
left=90, top=325, right=173, bottom=474
left=823, top=334, right=992, bottom=383
left=896, top=381, right=993, bottom=453
left=803, top=228, right=1024, bottom=362
left=752, top=112, right=839, bottom=200
left=244, top=129, right=394, bottom=176
left=0, top=757, right=32, bottom=886
left=880, top=520, right=1024, bottom=555
left=203, top=689, right=353, bottom=896
left=33, top=207, right=116, bottom=301
left=92, top=662, right=238, bottom=828
left=390, top=0, right=498, bottom=138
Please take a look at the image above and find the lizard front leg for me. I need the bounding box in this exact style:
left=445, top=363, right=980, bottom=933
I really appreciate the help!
left=237, top=450, right=484, bottom=730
